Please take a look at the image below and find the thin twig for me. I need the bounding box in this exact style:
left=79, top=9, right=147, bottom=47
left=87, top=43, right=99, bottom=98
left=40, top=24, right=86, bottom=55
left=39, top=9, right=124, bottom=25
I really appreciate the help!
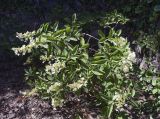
left=82, top=33, right=99, bottom=41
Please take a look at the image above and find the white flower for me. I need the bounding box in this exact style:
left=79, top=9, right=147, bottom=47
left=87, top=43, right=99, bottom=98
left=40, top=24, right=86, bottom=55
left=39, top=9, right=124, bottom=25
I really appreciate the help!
left=12, top=48, right=20, bottom=56
left=40, top=55, right=53, bottom=63
left=47, top=82, right=61, bottom=93
left=120, top=37, right=126, bottom=41
left=45, top=61, right=65, bottom=75
left=16, top=31, right=36, bottom=42
left=113, top=92, right=121, bottom=101
left=123, top=65, right=129, bottom=73
left=113, top=92, right=126, bottom=109
left=118, top=37, right=127, bottom=47
left=45, top=64, right=55, bottom=74
left=127, top=52, right=136, bottom=62
left=51, top=98, right=64, bottom=107
left=16, top=32, right=23, bottom=38
left=68, top=77, right=87, bottom=91
left=12, top=39, right=36, bottom=56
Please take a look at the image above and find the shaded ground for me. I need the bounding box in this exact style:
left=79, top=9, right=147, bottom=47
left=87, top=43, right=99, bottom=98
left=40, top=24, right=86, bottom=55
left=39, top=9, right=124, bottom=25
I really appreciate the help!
left=0, top=3, right=64, bottom=117
left=0, top=50, right=63, bottom=119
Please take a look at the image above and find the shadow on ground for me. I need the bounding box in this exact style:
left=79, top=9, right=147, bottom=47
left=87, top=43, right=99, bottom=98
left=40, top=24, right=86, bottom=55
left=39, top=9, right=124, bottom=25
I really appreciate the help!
left=0, top=50, right=63, bottom=119
left=0, top=2, right=65, bottom=118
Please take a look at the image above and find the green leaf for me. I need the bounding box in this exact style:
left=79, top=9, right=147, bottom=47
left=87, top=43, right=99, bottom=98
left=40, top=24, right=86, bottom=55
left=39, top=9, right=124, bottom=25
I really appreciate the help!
left=43, top=35, right=56, bottom=41
left=65, top=25, right=71, bottom=33
left=99, top=37, right=106, bottom=43
left=47, top=43, right=52, bottom=56
left=62, top=49, right=68, bottom=57
left=77, top=59, right=89, bottom=69
left=92, top=59, right=106, bottom=65
left=52, top=22, right=59, bottom=31
left=70, top=56, right=78, bottom=61
left=69, top=37, right=78, bottom=41
left=80, top=38, right=85, bottom=46
left=72, top=45, right=79, bottom=54
left=92, top=70, right=103, bottom=76
left=152, top=89, right=158, bottom=94
left=118, top=117, right=123, bottom=119
left=72, top=13, right=77, bottom=24
left=81, top=53, right=89, bottom=60
left=131, top=89, right=135, bottom=97
left=111, top=50, right=122, bottom=56
left=67, top=44, right=73, bottom=51
left=152, top=79, right=157, bottom=86
left=42, top=23, right=49, bottom=32
left=93, top=54, right=105, bottom=60
left=108, top=28, right=115, bottom=37
left=98, top=30, right=106, bottom=38
left=117, top=30, right=122, bottom=36
left=108, top=103, right=114, bottom=118
left=81, top=44, right=89, bottom=49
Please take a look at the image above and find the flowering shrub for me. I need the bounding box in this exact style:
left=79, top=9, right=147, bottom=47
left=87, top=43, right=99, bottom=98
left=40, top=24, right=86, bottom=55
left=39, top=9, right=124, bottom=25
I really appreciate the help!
left=12, top=14, right=136, bottom=118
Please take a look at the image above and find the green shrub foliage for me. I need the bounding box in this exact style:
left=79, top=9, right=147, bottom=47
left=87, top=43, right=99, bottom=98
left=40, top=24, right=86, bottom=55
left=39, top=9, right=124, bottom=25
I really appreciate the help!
left=12, top=14, right=137, bottom=117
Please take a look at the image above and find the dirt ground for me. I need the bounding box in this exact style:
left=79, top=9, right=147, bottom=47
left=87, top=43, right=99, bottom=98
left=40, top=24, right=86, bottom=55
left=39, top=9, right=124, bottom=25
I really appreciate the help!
left=0, top=50, right=64, bottom=119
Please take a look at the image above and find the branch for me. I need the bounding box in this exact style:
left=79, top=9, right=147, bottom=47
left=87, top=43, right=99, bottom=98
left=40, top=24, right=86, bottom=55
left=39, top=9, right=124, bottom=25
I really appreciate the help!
left=82, top=33, right=99, bottom=41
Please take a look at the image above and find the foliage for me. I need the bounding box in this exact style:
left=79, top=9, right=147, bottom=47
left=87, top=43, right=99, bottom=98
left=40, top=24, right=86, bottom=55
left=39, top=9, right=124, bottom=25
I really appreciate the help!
left=12, top=14, right=136, bottom=118
left=7, top=0, right=160, bottom=118
left=125, top=56, right=160, bottom=118
left=136, top=31, right=160, bottom=53
left=121, top=0, right=160, bottom=53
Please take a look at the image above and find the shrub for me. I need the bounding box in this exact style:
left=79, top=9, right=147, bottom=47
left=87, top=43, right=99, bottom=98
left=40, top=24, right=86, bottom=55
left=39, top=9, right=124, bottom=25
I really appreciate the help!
left=12, top=14, right=136, bottom=118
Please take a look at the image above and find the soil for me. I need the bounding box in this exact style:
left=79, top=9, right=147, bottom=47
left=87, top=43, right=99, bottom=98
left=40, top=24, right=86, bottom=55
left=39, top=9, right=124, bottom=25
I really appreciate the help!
left=0, top=50, right=63, bottom=119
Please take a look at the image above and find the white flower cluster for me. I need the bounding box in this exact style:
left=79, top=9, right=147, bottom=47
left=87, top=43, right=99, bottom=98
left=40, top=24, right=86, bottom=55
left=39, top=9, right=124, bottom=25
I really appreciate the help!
left=12, top=30, right=41, bottom=55
left=12, top=38, right=36, bottom=56
left=127, top=51, right=136, bottom=62
left=68, top=77, right=87, bottom=91
left=16, top=31, right=36, bottom=41
left=40, top=55, right=53, bottom=63
left=113, top=92, right=122, bottom=101
left=111, top=37, right=128, bottom=47
left=47, top=82, right=61, bottom=93
left=118, top=37, right=128, bottom=47
left=45, top=61, right=65, bottom=75
left=113, top=92, right=127, bottom=108
left=51, top=97, right=64, bottom=107
left=121, top=51, right=136, bottom=73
